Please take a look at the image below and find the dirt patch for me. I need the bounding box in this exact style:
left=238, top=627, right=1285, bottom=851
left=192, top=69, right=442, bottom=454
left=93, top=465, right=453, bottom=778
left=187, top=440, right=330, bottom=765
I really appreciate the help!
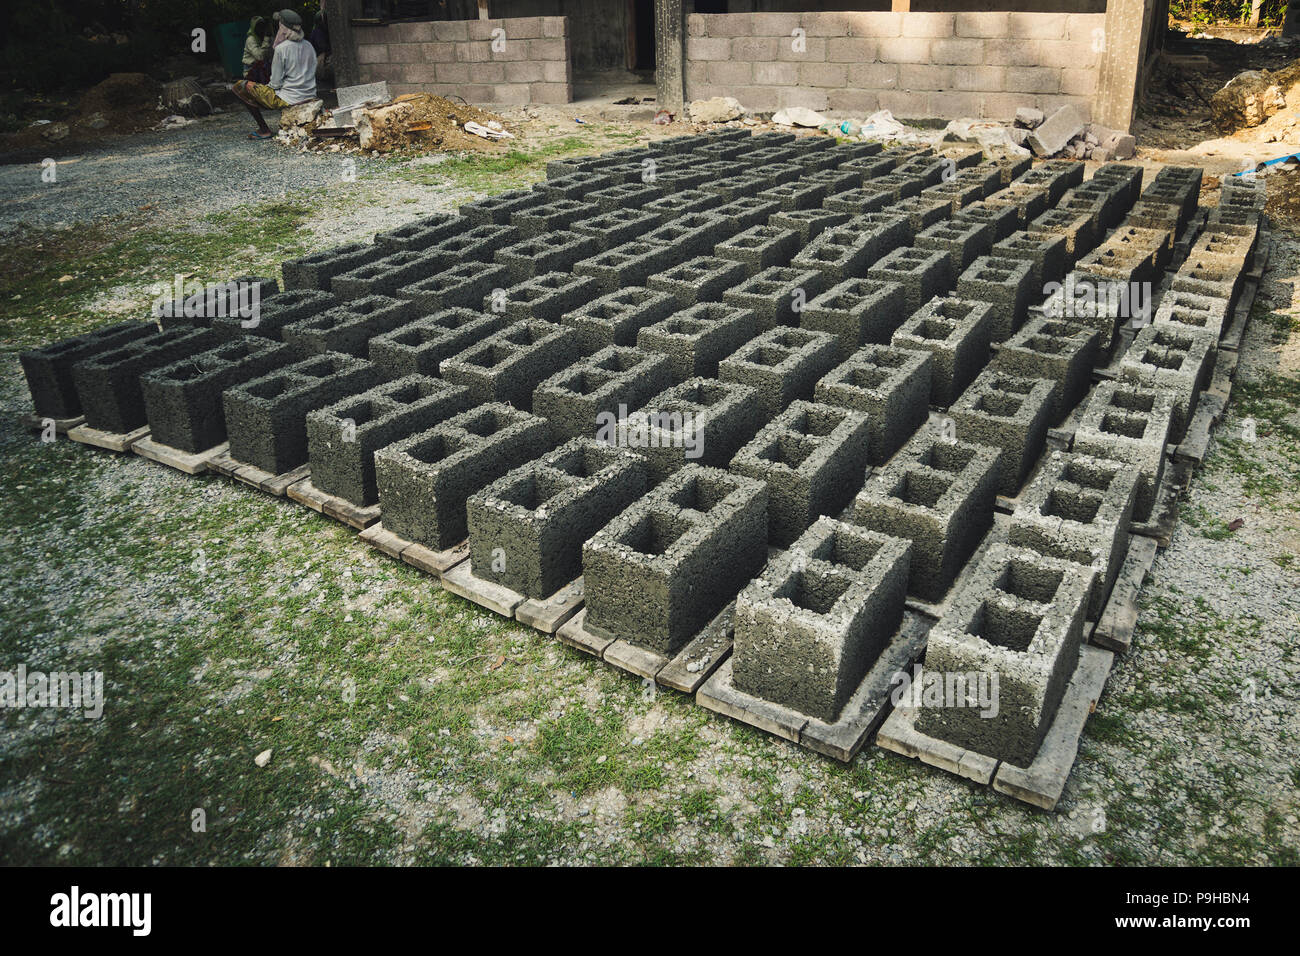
left=1266, top=166, right=1300, bottom=231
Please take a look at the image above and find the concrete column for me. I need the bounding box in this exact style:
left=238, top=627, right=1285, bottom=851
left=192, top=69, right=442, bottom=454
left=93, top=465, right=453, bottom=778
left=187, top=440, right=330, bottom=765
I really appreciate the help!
left=655, top=0, right=686, bottom=114
left=1094, top=0, right=1153, bottom=133
left=325, top=0, right=365, bottom=88
left=1285, top=0, right=1300, bottom=36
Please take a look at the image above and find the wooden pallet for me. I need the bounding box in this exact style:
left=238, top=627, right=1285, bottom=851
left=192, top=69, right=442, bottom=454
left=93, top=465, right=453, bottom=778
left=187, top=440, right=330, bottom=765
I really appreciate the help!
left=877, top=644, right=1115, bottom=810
left=515, top=577, right=585, bottom=634
left=441, top=560, right=526, bottom=617
left=557, top=604, right=734, bottom=694
left=356, top=522, right=468, bottom=578
left=67, top=423, right=150, bottom=453
left=20, top=413, right=85, bottom=436
left=698, top=612, right=932, bottom=762
left=208, top=451, right=310, bottom=496
left=286, top=478, right=381, bottom=530
left=1129, top=456, right=1189, bottom=548
left=132, top=437, right=228, bottom=475
left=1091, top=535, right=1159, bottom=653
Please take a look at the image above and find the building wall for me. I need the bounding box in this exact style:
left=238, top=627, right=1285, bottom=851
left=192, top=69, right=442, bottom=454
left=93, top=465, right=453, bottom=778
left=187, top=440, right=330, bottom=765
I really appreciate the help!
left=684, top=10, right=1107, bottom=121
left=353, top=16, right=573, bottom=104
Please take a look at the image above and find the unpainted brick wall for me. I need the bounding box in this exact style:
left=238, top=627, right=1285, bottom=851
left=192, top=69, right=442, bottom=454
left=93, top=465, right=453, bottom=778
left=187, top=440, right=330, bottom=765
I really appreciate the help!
left=685, top=11, right=1105, bottom=121
left=354, top=16, right=572, bottom=105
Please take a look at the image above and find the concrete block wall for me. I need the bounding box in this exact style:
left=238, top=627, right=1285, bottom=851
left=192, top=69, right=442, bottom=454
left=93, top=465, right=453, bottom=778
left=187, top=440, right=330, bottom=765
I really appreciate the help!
left=684, top=11, right=1105, bottom=121
left=354, top=16, right=572, bottom=105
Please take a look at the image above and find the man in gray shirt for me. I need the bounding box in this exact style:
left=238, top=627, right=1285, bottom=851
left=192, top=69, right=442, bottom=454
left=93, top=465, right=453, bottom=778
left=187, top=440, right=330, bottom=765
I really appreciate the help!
left=231, top=9, right=318, bottom=139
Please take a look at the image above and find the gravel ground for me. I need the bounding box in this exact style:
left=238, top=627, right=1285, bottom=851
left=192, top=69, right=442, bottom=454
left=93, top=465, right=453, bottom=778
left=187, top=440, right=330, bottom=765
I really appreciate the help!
left=0, top=111, right=392, bottom=238
left=0, top=124, right=1296, bottom=865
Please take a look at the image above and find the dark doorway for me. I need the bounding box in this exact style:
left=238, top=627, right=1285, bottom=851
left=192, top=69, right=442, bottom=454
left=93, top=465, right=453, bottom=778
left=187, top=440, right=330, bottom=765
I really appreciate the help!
left=628, top=0, right=656, bottom=72
left=694, top=0, right=729, bottom=11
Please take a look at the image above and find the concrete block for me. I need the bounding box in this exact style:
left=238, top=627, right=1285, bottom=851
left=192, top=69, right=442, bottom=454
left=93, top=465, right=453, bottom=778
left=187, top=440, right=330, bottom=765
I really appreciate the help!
left=441, top=319, right=581, bottom=412
left=467, top=438, right=649, bottom=599
left=1008, top=451, right=1142, bottom=618
left=569, top=208, right=662, bottom=252
left=375, top=213, right=462, bottom=252
left=1072, top=382, right=1177, bottom=521
left=398, top=261, right=509, bottom=312
left=1152, top=290, right=1233, bottom=341
left=868, top=246, right=953, bottom=316
left=768, top=208, right=852, bottom=246
left=484, top=270, right=600, bottom=323
left=282, top=242, right=385, bottom=291
left=954, top=202, right=1021, bottom=243
left=890, top=296, right=994, bottom=408
left=949, top=370, right=1059, bottom=496
left=993, top=315, right=1098, bottom=424
left=801, top=277, right=908, bottom=359
left=223, top=351, right=384, bottom=474
left=722, top=266, right=828, bottom=332
left=307, top=376, right=472, bottom=506
left=564, top=286, right=678, bottom=354
left=853, top=431, right=1001, bottom=601
left=718, top=327, right=841, bottom=419
left=731, top=402, right=873, bottom=547
left=915, top=218, right=996, bottom=278
left=211, top=289, right=337, bottom=342
left=141, top=337, right=292, bottom=452
left=21, top=320, right=157, bottom=419
left=375, top=403, right=555, bottom=551
left=638, top=301, right=758, bottom=382
left=533, top=345, right=673, bottom=440
left=1026, top=103, right=1085, bottom=156
left=1027, top=208, right=1096, bottom=265
left=283, top=294, right=416, bottom=357
left=511, top=197, right=598, bottom=237
left=1118, top=325, right=1217, bottom=442
left=916, top=544, right=1096, bottom=767
left=368, top=309, right=506, bottom=378
left=574, top=240, right=680, bottom=294
left=992, top=230, right=1068, bottom=291
left=714, top=224, right=801, bottom=272
left=583, top=465, right=768, bottom=654
left=732, top=519, right=911, bottom=722
left=814, top=345, right=932, bottom=466
left=956, top=255, right=1036, bottom=342
left=494, top=229, right=600, bottom=283
left=885, top=195, right=953, bottom=236
left=71, top=327, right=219, bottom=434
left=647, top=255, right=752, bottom=308
left=458, top=188, right=548, bottom=226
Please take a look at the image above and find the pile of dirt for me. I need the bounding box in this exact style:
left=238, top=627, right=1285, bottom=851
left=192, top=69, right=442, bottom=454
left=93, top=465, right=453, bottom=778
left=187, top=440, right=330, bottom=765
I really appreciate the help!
left=299, top=92, right=515, bottom=155
left=0, top=72, right=164, bottom=160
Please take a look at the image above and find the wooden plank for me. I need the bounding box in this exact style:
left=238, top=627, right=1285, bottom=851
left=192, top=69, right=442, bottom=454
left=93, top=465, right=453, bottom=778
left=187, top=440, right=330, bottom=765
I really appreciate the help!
left=259, top=463, right=310, bottom=496
left=697, top=658, right=807, bottom=744
left=208, top=451, right=309, bottom=497
left=603, top=640, right=667, bottom=681
left=20, top=413, right=85, bottom=435
left=875, top=702, right=1000, bottom=784
left=657, top=603, right=734, bottom=693
left=287, top=478, right=380, bottom=529
left=441, top=560, right=526, bottom=617
left=993, top=645, right=1115, bottom=810
left=1219, top=237, right=1270, bottom=352
left=1091, top=534, right=1158, bottom=653
left=132, top=437, right=228, bottom=475
left=401, top=538, right=468, bottom=577
left=67, top=423, right=150, bottom=453
left=557, top=608, right=616, bottom=658
left=800, top=612, right=933, bottom=762
left=1130, top=457, right=1188, bottom=548
left=357, top=521, right=408, bottom=560
left=515, top=578, right=584, bottom=634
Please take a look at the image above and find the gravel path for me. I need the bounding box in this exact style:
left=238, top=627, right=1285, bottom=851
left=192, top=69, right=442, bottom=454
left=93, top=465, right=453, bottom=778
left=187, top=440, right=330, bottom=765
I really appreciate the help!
left=0, top=112, right=389, bottom=237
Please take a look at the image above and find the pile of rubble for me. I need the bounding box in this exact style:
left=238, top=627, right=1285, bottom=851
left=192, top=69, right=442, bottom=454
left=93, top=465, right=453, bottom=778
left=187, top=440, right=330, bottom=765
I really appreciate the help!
left=278, top=82, right=515, bottom=154
left=1008, top=104, right=1137, bottom=161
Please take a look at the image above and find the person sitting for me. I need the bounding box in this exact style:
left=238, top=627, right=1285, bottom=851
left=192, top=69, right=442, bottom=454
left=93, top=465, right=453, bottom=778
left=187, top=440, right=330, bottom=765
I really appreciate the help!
left=242, top=15, right=273, bottom=85
left=230, top=9, right=317, bottom=140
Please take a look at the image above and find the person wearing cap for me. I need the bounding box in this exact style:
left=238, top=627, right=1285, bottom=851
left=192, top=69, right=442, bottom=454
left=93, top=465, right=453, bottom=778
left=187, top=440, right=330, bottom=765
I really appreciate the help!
left=230, top=9, right=317, bottom=139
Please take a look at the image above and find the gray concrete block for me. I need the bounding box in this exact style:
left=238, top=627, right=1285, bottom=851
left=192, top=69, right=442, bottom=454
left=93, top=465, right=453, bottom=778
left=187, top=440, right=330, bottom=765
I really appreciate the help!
left=21, top=320, right=158, bottom=419
left=890, top=296, right=994, bottom=408
left=494, top=229, right=601, bottom=283
left=1117, top=324, right=1217, bottom=442
left=868, top=246, right=954, bottom=316
left=647, top=255, right=752, bottom=308
left=638, top=301, right=759, bottom=382
left=993, top=315, right=1099, bottom=424
left=801, top=277, right=908, bottom=359
left=375, top=402, right=555, bottom=551
left=1072, top=382, right=1176, bottom=521
left=564, top=286, right=678, bottom=354
left=368, top=308, right=508, bottom=378
left=583, top=464, right=768, bottom=654
left=533, top=345, right=674, bottom=440
left=733, top=518, right=911, bottom=722
left=283, top=294, right=417, bottom=357
left=956, top=254, right=1036, bottom=342
left=441, top=319, right=581, bottom=412
left=282, top=241, right=384, bottom=291
left=814, top=345, right=932, bottom=466
left=949, top=369, right=1059, bottom=496
left=482, top=271, right=601, bottom=323
left=468, top=438, right=648, bottom=598
left=730, top=401, right=872, bottom=546
left=719, top=327, right=842, bottom=420
left=853, top=430, right=1001, bottom=602
left=916, top=543, right=1096, bottom=767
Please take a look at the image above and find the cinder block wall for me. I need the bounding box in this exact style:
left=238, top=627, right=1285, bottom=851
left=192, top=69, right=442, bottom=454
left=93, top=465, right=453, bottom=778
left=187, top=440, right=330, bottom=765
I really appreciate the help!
left=353, top=16, right=573, bottom=105
left=685, top=11, right=1105, bottom=121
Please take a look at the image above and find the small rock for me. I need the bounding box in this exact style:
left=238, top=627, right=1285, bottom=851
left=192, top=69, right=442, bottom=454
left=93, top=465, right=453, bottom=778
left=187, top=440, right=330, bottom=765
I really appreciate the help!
left=1014, top=106, right=1045, bottom=129
left=688, top=96, right=745, bottom=124
left=254, top=748, right=273, bottom=768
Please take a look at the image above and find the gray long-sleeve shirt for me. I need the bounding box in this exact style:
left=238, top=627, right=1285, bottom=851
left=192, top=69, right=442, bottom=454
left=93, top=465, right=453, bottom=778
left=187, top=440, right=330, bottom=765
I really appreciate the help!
left=270, top=38, right=317, bottom=105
